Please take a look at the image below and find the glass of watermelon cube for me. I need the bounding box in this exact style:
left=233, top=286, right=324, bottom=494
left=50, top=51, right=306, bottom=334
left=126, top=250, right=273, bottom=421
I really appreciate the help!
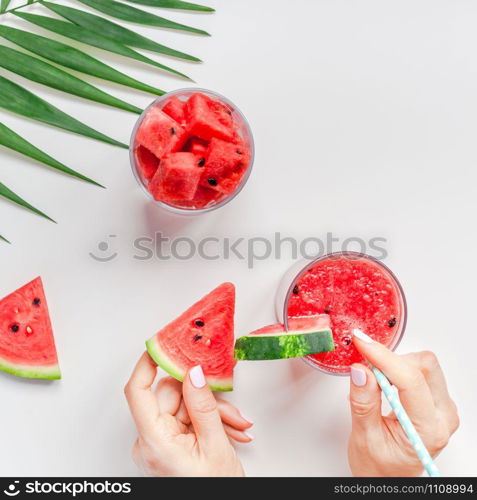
left=130, top=88, right=255, bottom=214
left=275, top=251, right=407, bottom=375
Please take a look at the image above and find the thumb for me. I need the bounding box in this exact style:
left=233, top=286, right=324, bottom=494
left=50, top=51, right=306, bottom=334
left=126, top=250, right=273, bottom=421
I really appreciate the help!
left=182, top=365, right=228, bottom=454
left=349, top=364, right=383, bottom=433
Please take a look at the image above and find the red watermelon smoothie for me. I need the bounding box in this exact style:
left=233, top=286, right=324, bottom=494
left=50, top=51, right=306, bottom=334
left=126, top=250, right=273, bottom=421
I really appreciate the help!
left=275, top=252, right=407, bottom=375
left=130, top=88, right=254, bottom=214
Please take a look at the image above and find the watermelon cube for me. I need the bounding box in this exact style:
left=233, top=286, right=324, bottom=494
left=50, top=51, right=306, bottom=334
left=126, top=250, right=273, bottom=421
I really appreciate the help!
left=162, top=95, right=186, bottom=125
left=175, top=186, right=218, bottom=209
left=185, top=137, right=209, bottom=157
left=149, top=152, right=201, bottom=202
left=200, top=138, right=250, bottom=194
left=185, top=93, right=234, bottom=142
left=136, top=107, right=186, bottom=158
left=135, top=145, right=159, bottom=181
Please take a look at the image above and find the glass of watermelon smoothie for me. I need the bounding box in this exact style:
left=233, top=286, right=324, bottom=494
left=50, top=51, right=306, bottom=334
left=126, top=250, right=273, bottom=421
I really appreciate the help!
left=130, top=88, right=254, bottom=214
left=275, top=252, right=407, bottom=375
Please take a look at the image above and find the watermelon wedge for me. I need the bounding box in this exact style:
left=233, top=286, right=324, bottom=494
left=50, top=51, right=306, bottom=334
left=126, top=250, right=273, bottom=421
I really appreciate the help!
left=146, top=283, right=236, bottom=391
left=234, top=315, right=334, bottom=361
left=0, top=277, right=61, bottom=379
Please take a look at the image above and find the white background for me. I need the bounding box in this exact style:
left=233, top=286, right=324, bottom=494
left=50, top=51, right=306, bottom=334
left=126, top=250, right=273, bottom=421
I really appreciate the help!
left=0, top=0, right=476, bottom=477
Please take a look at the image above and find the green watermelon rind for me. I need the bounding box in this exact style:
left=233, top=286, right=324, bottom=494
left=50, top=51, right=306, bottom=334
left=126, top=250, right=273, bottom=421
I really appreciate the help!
left=146, top=336, right=233, bottom=392
left=0, top=355, right=61, bottom=380
left=234, top=329, right=335, bottom=361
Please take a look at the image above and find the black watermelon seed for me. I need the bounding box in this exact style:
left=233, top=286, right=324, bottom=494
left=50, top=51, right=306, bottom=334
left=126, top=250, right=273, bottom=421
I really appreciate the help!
left=193, top=335, right=203, bottom=342
left=207, top=178, right=217, bottom=187
left=292, top=285, right=299, bottom=295
left=170, top=127, right=176, bottom=135
left=198, top=157, right=206, bottom=167
left=324, top=307, right=331, bottom=314
left=236, top=150, right=243, bottom=155
left=195, top=319, right=205, bottom=327
left=388, top=317, right=397, bottom=328
left=10, top=324, right=19, bottom=333
left=342, top=336, right=352, bottom=346
left=32, top=298, right=41, bottom=306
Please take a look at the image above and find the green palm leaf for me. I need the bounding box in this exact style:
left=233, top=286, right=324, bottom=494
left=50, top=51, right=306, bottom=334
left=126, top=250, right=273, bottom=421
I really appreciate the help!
left=0, top=45, right=142, bottom=116
left=123, top=0, right=214, bottom=11
left=0, top=0, right=12, bottom=14
left=15, top=11, right=192, bottom=80
left=0, top=25, right=165, bottom=97
left=0, top=121, right=103, bottom=187
left=42, top=1, right=200, bottom=62
left=0, top=182, right=55, bottom=223
left=0, top=234, right=10, bottom=244
left=75, top=0, right=209, bottom=35
left=0, top=75, right=127, bottom=149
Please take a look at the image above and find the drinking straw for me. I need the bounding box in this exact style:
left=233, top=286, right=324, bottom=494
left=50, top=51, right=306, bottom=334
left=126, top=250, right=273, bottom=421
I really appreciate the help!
left=353, top=329, right=441, bottom=477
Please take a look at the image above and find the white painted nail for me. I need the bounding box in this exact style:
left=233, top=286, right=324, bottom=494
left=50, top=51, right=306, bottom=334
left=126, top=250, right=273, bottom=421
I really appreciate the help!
left=353, top=329, right=374, bottom=343
left=350, top=366, right=367, bottom=387
left=189, top=365, right=206, bottom=388
left=244, top=431, right=254, bottom=441
left=240, top=412, right=254, bottom=424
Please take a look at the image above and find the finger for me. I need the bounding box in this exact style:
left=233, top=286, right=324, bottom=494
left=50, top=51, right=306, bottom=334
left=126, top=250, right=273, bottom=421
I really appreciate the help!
left=217, top=399, right=253, bottom=430
left=349, top=363, right=383, bottom=433
left=124, top=352, right=159, bottom=434
left=176, top=399, right=191, bottom=425
left=182, top=365, right=229, bottom=454
left=154, top=376, right=182, bottom=415
left=223, top=423, right=254, bottom=443
left=353, top=331, right=437, bottom=434
left=403, top=351, right=459, bottom=433
left=403, top=352, right=455, bottom=412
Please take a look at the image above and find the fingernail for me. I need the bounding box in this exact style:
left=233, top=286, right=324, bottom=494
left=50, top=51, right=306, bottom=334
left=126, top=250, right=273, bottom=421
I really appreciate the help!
left=353, top=328, right=374, bottom=343
left=240, top=412, right=254, bottom=424
left=190, top=365, right=206, bottom=388
left=244, top=431, right=254, bottom=441
left=351, top=366, right=367, bottom=387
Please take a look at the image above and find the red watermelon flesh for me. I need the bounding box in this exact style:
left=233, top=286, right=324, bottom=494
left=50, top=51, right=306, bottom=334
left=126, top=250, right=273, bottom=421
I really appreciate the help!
left=185, top=93, right=234, bottom=142
left=135, top=145, right=159, bottom=181
left=135, top=92, right=252, bottom=209
left=149, top=152, right=202, bottom=202
left=172, top=186, right=218, bottom=209
left=201, top=138, right=250, bottom=194
left=185, top=137, right=209, bottom=157
left=136, top=107, right=186, bottom=158
left=251, top=315, right=331, bottom=336
left=0, top=277, right=60, bottom=379
left=146, top=283, right=236, bottom=391
left=162, top=96, right=186, bottom=125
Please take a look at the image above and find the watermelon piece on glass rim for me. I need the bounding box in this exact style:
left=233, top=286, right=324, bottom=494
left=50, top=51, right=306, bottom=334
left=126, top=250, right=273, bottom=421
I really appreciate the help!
left=136, top=107, right=186, bottom=158
left=146, top=283, right=236, bottom=391
left=234, top=315, right=334, bottom=361
left=0, top=277, right=61, bottom=380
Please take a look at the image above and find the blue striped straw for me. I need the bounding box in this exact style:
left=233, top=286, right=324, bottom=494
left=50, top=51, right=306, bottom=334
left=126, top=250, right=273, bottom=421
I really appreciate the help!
left=353, top=330, right=441, bottom=477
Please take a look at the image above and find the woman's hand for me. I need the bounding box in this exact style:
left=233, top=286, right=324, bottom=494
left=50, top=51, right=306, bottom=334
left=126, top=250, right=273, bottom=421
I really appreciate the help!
left=348, top=332, right=459, bottom=477
left=124, top=352, right=252, bottom=477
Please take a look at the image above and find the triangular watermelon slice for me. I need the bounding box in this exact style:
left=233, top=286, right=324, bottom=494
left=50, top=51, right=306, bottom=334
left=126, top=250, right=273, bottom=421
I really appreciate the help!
left=146, top=283, right=236, bottom=391
left=0, top=277, right=61, bottom=380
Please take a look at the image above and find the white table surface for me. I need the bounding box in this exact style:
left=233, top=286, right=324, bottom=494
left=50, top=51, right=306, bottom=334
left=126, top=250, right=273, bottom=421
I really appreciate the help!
left=0, top=0, right=476, bottom=477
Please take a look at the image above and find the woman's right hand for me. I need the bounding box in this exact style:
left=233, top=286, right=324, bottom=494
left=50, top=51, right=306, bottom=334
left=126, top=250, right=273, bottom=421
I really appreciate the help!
left=125, top=352, right=253, bottom=477
left=348, top=331, right=459, bottom=477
